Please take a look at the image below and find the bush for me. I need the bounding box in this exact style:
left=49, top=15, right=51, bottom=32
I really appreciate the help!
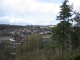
left=22, top=35, right=43, bottom=52
left=68, top=54, right=80, bottom=60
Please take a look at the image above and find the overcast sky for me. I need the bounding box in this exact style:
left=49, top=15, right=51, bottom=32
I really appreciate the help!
left=0, top=0, right=80, bottom=25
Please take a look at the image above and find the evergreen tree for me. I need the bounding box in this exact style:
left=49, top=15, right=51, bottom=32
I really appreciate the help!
left=73, top=12, right=80, bottom=26
left=71, top=12, right=80, bottom=49
left=52, top=0, right=73, bottom=55
left=57, top=0, right=73, bottom=21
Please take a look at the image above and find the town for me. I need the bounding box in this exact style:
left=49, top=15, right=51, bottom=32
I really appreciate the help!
left=0, top=24, right=54, bottom=59
left=0, top=24, right=54, bottom=42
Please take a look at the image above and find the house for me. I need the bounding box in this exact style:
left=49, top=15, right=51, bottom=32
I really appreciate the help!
left=38, top=30, right=45, bottom=35
left=44, top=31, right=52, bottom=35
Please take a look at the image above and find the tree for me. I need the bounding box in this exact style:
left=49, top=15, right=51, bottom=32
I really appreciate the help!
left=22, top=35, right=43, bottom=52
left=73, top=12, right=80, bottom=26
left=52, top=0, right=73, bottom=55
left=71, top=26, right=80, bottom=49
left=57, top=0, right=73, bottom=21
left=71, top=12, right=80, bottom=49
left=0, top=41, right=12, bottom=60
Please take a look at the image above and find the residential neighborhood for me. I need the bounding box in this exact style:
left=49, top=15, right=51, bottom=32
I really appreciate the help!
left=0, top=24, right=53, bottom=47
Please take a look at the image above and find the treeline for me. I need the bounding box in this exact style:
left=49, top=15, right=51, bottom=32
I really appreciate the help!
left=0, top=24, right=25, bottom=31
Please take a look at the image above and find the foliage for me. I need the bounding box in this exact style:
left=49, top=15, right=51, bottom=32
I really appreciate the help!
left=68, top=52, right=80, bottom=60
left=71, top=26, right=80, bottom=49
left=57, top=0, right=73, bottom=21
left=0, top=40, right=13, bottom=60
left=22, top=35, right=43, bottom=52
left=73, top=12, right=80, bottom=26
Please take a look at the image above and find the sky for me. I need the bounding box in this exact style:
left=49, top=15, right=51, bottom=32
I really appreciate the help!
left=0, top=0, right=80, bottom=25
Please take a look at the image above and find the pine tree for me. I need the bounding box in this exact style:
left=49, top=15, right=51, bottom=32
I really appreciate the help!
left=71, top=12, right=80, bottom=49
left=57, top=0, right=73, bottom=21
left=52, top=0, right=73, bottom=55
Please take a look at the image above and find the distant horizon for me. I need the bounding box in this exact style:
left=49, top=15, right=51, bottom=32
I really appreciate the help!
left=0, top=23, right=57, bottom=26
